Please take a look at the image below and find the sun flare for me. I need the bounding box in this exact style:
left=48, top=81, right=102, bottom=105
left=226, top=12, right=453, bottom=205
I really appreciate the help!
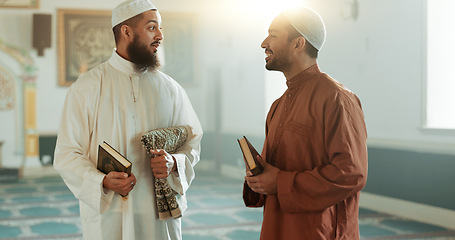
left=239, top=0, right=306, bottom=26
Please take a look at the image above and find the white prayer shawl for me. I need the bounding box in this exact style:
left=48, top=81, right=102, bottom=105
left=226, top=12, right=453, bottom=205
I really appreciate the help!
left=54, top=50, right=202, bottom=240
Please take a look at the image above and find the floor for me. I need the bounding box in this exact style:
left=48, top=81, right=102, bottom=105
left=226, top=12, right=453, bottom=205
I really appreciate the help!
left=0, top=171, right=454, bottom=240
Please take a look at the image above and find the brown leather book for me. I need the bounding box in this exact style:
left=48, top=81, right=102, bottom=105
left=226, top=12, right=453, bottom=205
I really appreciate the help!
left=237, top=136, right=263, bottom=176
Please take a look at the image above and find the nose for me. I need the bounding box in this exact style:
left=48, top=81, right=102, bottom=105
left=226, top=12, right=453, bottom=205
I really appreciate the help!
left=156, top=28, right=164, bottom=41
left=261, top=37, right=268, bottom=49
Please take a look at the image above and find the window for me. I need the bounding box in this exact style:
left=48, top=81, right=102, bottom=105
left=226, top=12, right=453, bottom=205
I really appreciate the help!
left=426, top=0, right=455, bottom=129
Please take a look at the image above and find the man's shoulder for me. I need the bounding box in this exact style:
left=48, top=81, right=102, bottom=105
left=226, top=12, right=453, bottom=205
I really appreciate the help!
left=309, top=73, right=362, bottom=107
left=152, top=70, right=177, bottom=82
left=313, top=73, right=354, bottom=96
left=149, top=70, right=184, bottom=90
left=70, top=62, right=111, bottom=92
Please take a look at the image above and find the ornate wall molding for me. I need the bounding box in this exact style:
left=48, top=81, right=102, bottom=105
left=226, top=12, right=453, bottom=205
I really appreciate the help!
left=0, top=38, right=38, bottom=158
left=0, top=64, right=15, bottom=110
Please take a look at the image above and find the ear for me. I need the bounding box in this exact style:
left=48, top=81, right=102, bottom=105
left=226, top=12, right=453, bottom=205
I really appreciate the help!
left=120, top=25, right=134, bottom=42
left=294, top=36, right=306, bottom=52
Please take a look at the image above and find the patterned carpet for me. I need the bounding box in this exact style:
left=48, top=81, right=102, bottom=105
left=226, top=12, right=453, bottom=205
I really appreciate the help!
left=0, top=171, right=454, bottom=240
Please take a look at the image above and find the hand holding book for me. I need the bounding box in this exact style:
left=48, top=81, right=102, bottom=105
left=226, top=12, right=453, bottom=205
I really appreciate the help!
left=97, top=141, right=135, bottom=198
left=102, top=171, right=136, bottom=197
left=242, top=147, right=280, bottom=195
left=239, top=136, right=280, bottom=195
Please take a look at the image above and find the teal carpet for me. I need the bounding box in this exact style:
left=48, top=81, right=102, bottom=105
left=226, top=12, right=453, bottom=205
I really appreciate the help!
left=0, top=171, right=454, bottom=240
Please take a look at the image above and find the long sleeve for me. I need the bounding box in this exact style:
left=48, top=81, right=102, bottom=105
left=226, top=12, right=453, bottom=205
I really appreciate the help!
left=167, top=84, right=203, bottom=196
left=53, top=81, right=114, bottom=214
left=276, top=92, right=368, bottom=213
left=53, top=51, right=203, bottom=239
left=255, top=65, right=366, bottom=239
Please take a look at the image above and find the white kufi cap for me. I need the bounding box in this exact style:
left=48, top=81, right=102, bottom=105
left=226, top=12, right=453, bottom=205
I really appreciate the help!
left=282, top=6, right=326, bottom=50
left=112, top=0, right=157, bottom=28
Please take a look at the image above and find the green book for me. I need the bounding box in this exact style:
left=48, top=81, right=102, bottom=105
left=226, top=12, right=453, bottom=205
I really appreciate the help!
left=97, top=141, right=132, bottom=176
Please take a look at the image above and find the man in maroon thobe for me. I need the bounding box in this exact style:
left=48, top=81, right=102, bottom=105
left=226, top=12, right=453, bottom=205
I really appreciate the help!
left=243, top=6, right=368, bottom=240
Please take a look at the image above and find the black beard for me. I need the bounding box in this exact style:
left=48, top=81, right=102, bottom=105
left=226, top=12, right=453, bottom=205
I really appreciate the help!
left=265, top=52, right=291, bottom=72
left=127, top=37, right=161, bottom=73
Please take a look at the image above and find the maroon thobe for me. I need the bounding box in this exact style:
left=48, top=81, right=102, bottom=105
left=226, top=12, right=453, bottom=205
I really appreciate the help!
left=244, top=64, right=368, bottom=240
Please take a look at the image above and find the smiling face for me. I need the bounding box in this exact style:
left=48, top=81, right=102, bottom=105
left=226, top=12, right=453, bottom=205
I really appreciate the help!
left=261, top=15, right=295, bottom=73
left=126, top=10, right=163, bottom=72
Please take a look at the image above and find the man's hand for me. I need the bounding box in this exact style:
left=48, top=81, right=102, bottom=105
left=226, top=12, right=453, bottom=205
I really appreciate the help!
left=102, top=172, right=136, bottom=196
left=245, top=155, right=280, bottom=195
left=150, top=149, right=176, bottom=179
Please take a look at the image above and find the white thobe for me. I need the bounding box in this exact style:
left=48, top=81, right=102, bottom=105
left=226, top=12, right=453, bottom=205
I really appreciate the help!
left=54, top=51, right=202, bottom=240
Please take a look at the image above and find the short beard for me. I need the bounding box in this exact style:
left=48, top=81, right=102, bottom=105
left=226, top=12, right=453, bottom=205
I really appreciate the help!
left=265, top=54, right=291, bottom=72
left=127, top=37, right=161, bottom=73
left=263, top=45, right=292, bottom=72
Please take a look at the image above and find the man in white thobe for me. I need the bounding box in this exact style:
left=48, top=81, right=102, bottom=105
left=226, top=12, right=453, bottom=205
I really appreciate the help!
left=53, top=0, right=203, bottom=239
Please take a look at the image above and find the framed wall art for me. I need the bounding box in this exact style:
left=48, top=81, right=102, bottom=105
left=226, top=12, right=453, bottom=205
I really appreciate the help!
left=57, top=9, right=115, bottom=86
left=0, top=0, right=39, bottom=8
left=57, top=9, right=197, bottom=86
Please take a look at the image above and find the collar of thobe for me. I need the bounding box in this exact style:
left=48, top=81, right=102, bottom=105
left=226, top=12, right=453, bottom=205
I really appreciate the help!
left=108, top=49, right=141, bottom=77
left=286, top=64, right=321, bottom=89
